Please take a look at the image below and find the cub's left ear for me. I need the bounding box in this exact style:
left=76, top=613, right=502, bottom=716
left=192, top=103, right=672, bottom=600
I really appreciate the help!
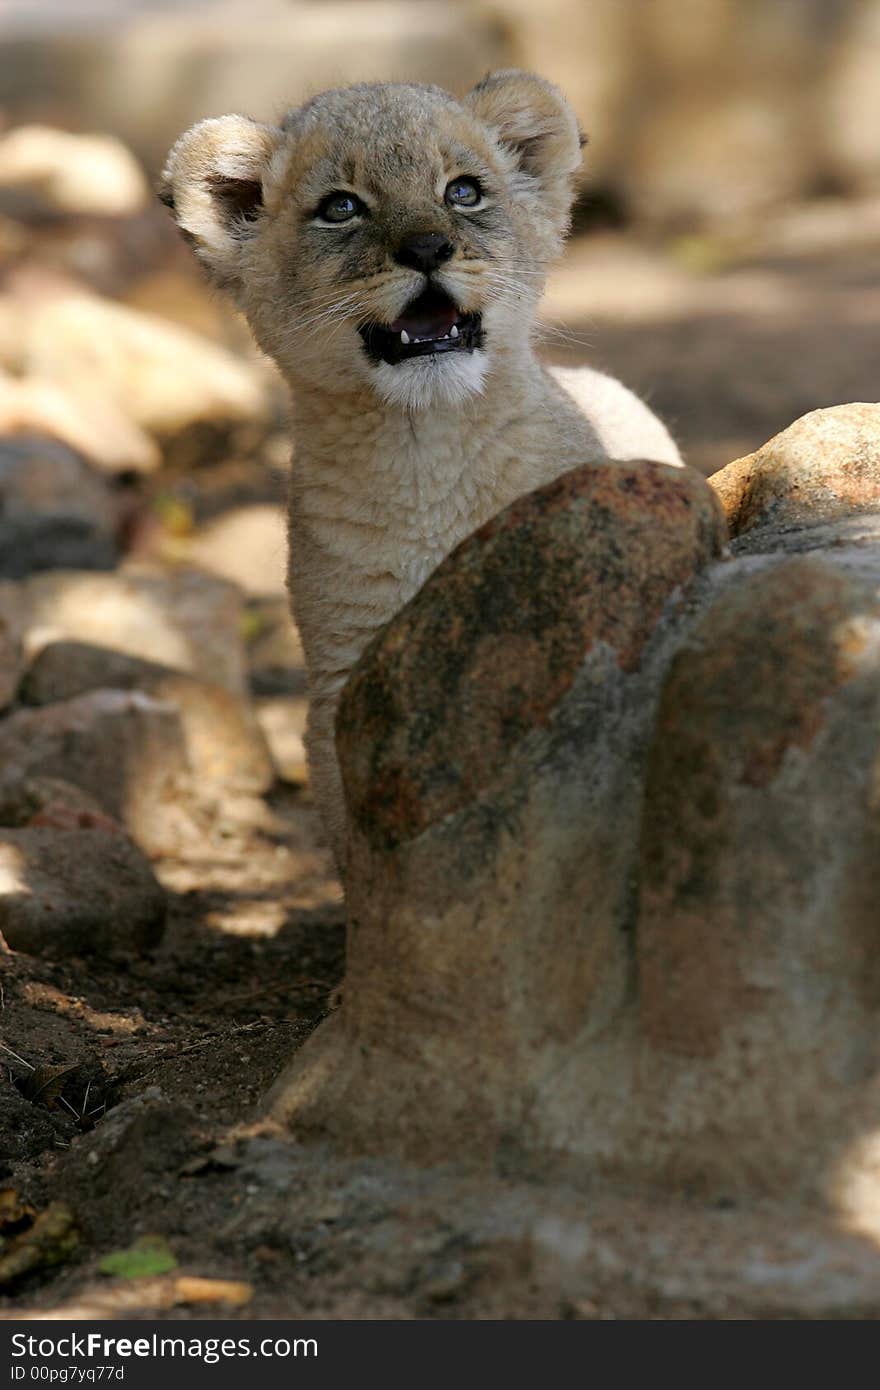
left=464, top=70, right=583, bottom=236
left=159, top=114, right=282, bottom=293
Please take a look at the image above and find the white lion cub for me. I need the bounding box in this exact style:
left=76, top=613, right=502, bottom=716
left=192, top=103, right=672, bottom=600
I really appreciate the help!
left=161, top=71, right=681, bottom=873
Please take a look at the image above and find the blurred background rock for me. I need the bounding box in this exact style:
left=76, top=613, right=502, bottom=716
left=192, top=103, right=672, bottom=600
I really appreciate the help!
left=3, top=0, right=880, bottom=223
left=0, top=1, right=874, bottom=478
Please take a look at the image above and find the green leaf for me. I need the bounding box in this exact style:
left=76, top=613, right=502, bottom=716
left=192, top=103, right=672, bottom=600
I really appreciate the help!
left=98, top=1234, right=177, bottom=1279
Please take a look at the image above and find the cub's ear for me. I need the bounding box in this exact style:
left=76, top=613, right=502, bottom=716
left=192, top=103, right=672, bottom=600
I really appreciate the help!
left=464, top=70, right=583, bottom=234
left=159, top=115, right=282, bottom=291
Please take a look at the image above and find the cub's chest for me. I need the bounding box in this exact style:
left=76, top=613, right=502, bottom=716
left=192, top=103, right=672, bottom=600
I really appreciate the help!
left=294, top=436, right=504, bottom=586
left=297, top=492, right=477, bottom=591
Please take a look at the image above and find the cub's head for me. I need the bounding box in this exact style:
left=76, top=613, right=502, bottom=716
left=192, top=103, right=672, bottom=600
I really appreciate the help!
left=161, top=72, right=583, bottom=411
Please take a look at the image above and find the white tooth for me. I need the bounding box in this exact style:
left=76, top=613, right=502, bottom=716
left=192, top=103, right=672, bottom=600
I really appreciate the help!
left=400, top=330, right=411, bottom=345
left=450, top=324, right=459, bottom=339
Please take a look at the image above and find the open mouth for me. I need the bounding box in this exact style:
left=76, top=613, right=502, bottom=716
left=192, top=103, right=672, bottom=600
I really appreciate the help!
left=358, top=287, right=483, bottom=367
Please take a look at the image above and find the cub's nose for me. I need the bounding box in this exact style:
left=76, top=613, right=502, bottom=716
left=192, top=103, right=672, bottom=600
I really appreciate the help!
left=395, top=233, right=454, bottom=274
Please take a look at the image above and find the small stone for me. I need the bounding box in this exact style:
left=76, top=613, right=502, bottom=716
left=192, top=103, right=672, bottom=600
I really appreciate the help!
left=0, top=773, right=119, bottom=832
left=312, top=1200, right=344, bottom=1224
left=420, top=1259, right=465, bottom=1303
left=0, top=274, right=271, bottom=451
left=63, top=1091, right=198, bottom=1245
left=0, top=435, right=118, bottom=577
left=19, top=565, right=250, bottom=694
left=0, top=689, right=191, bottom=855
left=21, top=641, right=275, bottom=794
left=255, top=696, right=307, bottom=785
left=0, top=1086, right=59, bottom=1173
left=0, top=582, right=22, bottom=712
left=709, top=403, right=880, bottom=539
left=0, top=368, right=159, bottom=475
left=174, top=505, right=288, bottom=598
left=245, top=596, right=306, bottom=697
left=0, top=826, right=165, bottom=957
left=0, top=126, right=149, bottom=218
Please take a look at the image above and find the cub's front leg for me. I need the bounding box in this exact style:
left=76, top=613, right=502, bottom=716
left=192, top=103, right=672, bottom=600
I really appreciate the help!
left=302, top=679, right=349, bottom=875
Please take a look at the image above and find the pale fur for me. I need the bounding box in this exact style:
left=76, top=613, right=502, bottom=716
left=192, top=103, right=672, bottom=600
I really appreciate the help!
left=161, top=72, right=682, bottom=875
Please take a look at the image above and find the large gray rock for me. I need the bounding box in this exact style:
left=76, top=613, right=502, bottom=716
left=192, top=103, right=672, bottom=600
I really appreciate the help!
left=631, top=550, right=880, bottom=1197
left=269, top=406, right=880, bottom=1237
left=270, top=459, right=728, bottom=1158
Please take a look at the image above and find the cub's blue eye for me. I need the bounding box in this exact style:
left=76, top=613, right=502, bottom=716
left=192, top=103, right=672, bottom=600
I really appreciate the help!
left=316, top=192, right=364, bottom=223
left=445, top=177, right=482, bottom=208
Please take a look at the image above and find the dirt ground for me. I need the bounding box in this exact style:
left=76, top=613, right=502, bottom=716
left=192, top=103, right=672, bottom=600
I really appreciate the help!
left=2, top=209, right=880, bottom=1320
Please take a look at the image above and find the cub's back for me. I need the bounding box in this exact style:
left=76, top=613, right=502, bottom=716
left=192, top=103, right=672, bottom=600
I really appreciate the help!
left=548, top=364, right=681, bottom=469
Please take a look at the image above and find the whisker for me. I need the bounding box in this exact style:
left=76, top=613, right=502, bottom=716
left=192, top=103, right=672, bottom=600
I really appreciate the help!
left=481, top=284, right=595, bottom=350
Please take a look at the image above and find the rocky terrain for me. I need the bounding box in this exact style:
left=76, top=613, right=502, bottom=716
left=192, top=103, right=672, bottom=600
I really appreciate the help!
left=0, top=124, right=879, bottom=1320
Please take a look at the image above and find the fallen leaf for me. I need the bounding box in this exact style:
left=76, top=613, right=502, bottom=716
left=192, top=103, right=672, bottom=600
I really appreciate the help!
left=98, top=1234, right=177, bottom=1280
left=18, top=1062, right=80, bottom=1109
left=0, top=1202, right=78, bottom=1290
left=153, top=494, right=194, bottom=538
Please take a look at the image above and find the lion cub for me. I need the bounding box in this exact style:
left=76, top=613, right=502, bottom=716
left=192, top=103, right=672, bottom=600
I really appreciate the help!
left=162, top=71, right=681, bottom=873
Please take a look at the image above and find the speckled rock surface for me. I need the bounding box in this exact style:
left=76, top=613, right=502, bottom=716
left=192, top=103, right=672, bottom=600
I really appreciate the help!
left=340, top=460, right=726, bottom=851
left=272, top=408, right=880, bottom=1232
left=625, top=549, right=880, bottom=1196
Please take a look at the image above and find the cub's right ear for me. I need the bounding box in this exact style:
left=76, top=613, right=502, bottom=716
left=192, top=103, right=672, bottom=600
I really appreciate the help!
left=159, top=115, right=282, bottom=291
